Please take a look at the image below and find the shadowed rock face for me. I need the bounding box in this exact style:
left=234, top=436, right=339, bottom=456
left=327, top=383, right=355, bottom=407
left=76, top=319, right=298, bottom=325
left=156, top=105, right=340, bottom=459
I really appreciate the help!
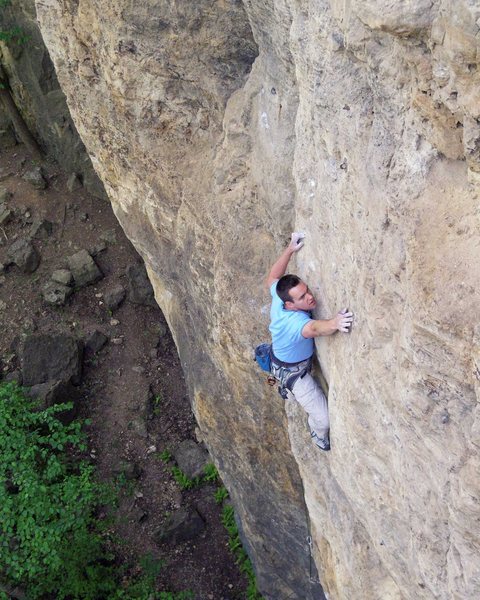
left=36, top=1, right=480, bottom=599
left=0, top=0, right=105, bottom=197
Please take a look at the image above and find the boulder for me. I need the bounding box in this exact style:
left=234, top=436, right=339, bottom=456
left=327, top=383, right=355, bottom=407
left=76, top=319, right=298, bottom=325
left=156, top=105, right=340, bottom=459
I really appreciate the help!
left=22, top=167, right=47, bottom=190
left=51, top=269, right=73, bottom=286
left=66, top=173, right=83, bottom=192
left=42, top=280, right=73, bottom=306
left=30, top=219, right=54, bottom=239
left=84, top=330, right=108, bottom=354
left=173, top=439, right=209, bottom=479
left=104, top=284, right=126, bottom=311
left=153, top=507, right=205, bottom=546
left=112, top=460, right=143, bottom=480
left=26, top=379, right=76, bottom=408
left=126, top=263, right=156, bottom=307
left=26, top=380, right=78, bottom=424
left=67, top=249, right=103, bottom=288
left=7, top=239, right=40, bottom=273
left=4, top=370, right=22, bottom=385
left=21, top=333, right=83, bottom=386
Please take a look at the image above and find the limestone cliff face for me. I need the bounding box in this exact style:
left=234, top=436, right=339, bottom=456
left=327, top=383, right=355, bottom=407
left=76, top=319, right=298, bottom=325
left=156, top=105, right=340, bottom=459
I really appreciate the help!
left=0, top=0, right=104, bottom=197
left=36, top=1, right=480, bottom=598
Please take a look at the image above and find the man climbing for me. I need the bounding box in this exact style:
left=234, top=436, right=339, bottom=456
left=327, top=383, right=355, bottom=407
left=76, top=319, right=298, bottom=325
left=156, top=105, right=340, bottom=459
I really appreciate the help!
left=266, top=232, right=353, bottom=451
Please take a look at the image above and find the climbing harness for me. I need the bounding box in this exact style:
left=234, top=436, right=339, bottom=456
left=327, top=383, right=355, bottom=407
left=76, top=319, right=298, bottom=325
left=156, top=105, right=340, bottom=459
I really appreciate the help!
left=270, top=351, right=312, bottom=399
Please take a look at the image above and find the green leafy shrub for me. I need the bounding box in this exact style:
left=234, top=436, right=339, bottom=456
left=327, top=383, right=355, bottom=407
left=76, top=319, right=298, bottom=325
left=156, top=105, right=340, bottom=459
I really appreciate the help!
left=0, top=382, right=115, bottom=598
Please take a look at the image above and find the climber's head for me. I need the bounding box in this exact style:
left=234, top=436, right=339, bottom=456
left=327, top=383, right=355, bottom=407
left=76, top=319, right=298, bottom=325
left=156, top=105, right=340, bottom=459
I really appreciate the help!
left=277, top=275, right=316, bottom=312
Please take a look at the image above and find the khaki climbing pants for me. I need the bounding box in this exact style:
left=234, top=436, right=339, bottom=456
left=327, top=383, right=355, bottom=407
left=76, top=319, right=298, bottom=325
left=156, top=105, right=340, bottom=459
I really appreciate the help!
left=289, top=372, right=330, bottom=439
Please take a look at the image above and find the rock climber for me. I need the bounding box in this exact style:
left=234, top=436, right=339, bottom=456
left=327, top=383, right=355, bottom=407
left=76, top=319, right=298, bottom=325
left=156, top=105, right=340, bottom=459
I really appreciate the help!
left=266, top=232, right=353, bottom=451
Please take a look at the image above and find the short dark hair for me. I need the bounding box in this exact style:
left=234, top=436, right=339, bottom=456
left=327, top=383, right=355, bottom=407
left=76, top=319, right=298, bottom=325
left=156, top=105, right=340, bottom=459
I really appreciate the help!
left=276, top=274, right=301, bottom=303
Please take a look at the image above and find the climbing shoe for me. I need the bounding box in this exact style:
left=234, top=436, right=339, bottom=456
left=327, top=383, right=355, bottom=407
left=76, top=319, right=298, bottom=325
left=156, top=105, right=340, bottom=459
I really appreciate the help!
left=311, top=431, right=330, bottom=452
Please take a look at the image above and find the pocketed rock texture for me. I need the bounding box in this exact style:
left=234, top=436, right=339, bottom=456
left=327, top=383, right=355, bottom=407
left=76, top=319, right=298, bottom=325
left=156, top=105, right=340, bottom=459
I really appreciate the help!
left=36, top=1, right=480, bottom=599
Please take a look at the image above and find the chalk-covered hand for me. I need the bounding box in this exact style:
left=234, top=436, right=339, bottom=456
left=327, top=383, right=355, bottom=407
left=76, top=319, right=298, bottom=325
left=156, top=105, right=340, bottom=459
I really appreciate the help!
left=334, top=308, right=354, bottom=333
left=289, top=231, right=306, bottom=252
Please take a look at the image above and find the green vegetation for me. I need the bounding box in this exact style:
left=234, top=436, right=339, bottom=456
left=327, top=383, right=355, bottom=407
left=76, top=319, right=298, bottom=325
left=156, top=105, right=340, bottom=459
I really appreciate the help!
left=158, top=448, right=172, bottom=462
left=170, top=466, right=200, bottom=490
left=221, top=505, right=263, bottom=600
left=214, top=485, right=229, bottom=505
left=169, top=462, right=220, bottom=490
left=0, top=0, right=28, bottom=47
left=0, top=382, right=193, bottom=599
left=202, top=462, right=219, bottom=483
left=153, top=393, right=163, bottom=416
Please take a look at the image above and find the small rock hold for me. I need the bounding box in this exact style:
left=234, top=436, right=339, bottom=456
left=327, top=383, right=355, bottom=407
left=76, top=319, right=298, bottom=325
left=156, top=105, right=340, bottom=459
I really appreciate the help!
left=112, top=337, right=124, bottom=345
left=79, top=212, right=89, bottom=222
left=132, top=365, right=145, bottom=374
left=110, top=318, right=120, bottom=326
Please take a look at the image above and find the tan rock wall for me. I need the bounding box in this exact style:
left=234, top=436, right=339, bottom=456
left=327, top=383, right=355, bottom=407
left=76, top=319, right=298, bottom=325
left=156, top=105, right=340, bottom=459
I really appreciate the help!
left=36, top=1, right=480, bottom=598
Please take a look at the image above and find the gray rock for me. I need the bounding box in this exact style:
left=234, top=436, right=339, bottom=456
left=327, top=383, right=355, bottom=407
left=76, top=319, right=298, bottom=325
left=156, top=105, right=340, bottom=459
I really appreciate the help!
left=30, top=219, right=54, bottom=239
left=126, top=263, right=156, bottom=307
left=89, top=240, right=107, bottom=256
left=23, top=167, right=47, bottom=190
left=21, top=333, right=83, bottom=386
left=4, top=370, right=22, bottom=385
left=112, top=460, right=143, bottom=480
left=104, top=285, right=126, bottom=311
left=130, top=506, right=148, bottom=523
left=51, top=269, right=73, bottom=286
left=100, top=229, right=117, bottom=244
left=42, top=280, right=73, bottom=306
left=0, top=187, right=11, bottom=203
left=26, top=378, right=75, bottom=407
left=0, top=300, right=6, bottom=311
left=0, top=206, right=13, bottom=226
left=67, top=249, right=103, bottom=288
left=66, top=173, right=83, bottom=192
left=173, top=439, right=209, bottom=479
left=7, top=238, right=40, bottom=273
left=128, top=417, right=148, bottom=439
left=153, top=507, right=205, bottom=546
left=26, top=379, right=77, bottom=423
left=84, top=330, right=108, bottom=354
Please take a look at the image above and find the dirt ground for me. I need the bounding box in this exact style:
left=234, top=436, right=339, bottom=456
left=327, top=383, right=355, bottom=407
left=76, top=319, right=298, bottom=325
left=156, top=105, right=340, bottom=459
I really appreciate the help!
left=0, top=143, right=249, bottom=599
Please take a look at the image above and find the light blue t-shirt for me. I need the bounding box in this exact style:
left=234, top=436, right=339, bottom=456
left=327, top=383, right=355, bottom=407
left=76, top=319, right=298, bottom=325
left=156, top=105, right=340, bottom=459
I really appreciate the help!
left=269, top=280, right=314, bottom=363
